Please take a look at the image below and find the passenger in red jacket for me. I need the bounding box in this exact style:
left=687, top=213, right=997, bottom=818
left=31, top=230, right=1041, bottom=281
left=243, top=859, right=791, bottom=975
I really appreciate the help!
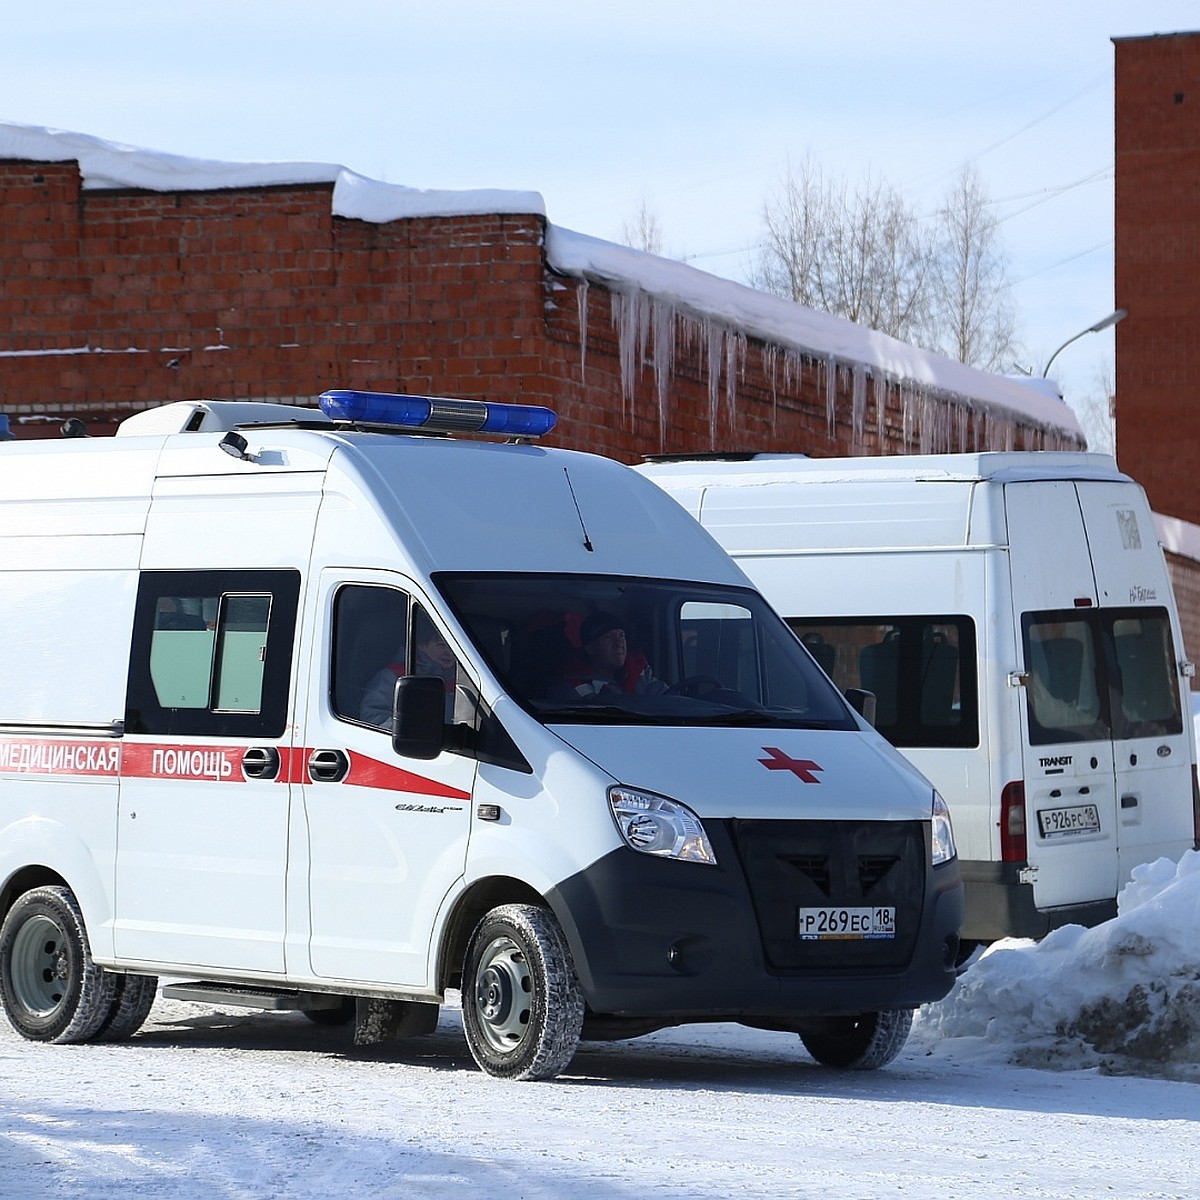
left=567, top=611, right=666, bottom=698
left=360, top=613, right=459, bottom=726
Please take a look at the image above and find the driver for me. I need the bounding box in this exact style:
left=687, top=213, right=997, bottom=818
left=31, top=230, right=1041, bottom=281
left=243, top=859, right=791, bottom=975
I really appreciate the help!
left=567, top=611, right=666, bottom=698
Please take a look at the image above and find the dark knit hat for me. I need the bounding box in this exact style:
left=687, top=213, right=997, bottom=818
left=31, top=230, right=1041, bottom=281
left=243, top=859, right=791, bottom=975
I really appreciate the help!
left=580, top=610, right=622, bottom=646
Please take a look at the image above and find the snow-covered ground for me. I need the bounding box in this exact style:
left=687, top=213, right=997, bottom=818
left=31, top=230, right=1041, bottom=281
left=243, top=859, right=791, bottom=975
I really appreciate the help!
left=2, top=848, right=1198, bottom=1199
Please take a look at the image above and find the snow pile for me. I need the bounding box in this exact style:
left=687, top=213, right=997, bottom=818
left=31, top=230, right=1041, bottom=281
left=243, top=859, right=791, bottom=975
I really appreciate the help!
left=917, top=851, right=1200, bottom=1079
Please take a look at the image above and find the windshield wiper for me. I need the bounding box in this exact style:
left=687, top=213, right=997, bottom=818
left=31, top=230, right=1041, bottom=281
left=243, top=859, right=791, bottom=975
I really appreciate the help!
left=539, top=705, right=647, bottom=723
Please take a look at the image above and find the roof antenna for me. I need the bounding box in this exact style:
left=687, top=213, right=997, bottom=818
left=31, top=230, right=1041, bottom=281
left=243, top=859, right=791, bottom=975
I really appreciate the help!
left=562, top=467, right=594, bottom=552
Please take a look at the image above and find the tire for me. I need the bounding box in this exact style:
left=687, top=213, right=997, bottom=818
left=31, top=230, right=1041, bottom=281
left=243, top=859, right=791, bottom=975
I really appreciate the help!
left=461, top=903, right=584, bottom=1081
left=96, top=974, right=158, bottom=1041
left=799, top=1008, right=914, bottom=1070
left=0, top=886, right=118, bottom=1044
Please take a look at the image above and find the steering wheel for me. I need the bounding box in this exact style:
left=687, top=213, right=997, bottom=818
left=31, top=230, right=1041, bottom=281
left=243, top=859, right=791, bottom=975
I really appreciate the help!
left=666, top=675, right=723, bottom=698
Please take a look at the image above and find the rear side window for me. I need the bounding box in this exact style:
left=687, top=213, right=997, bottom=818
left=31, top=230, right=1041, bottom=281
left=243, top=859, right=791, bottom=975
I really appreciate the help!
left=1022, top=607, right=1182, bottom=745
left=785, top=616, right=978, bottom=748
left=125, top=570, right=300, bottom=737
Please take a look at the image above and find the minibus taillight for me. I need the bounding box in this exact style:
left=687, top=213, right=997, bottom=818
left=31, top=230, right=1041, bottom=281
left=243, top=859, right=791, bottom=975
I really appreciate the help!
left=1000, top=781, right=1027, bottom=863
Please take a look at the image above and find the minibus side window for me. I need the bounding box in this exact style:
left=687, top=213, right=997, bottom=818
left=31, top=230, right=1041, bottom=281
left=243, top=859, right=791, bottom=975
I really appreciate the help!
left=125, top=570, right=300, bottom=737
left=785, top=616, right=978, bottom=748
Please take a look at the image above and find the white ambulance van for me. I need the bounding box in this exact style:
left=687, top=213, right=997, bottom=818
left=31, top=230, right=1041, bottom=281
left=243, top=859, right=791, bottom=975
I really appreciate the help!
left=637, top=452, right=1200, bottom=956
left=0, top=393, right=962, bottom=1080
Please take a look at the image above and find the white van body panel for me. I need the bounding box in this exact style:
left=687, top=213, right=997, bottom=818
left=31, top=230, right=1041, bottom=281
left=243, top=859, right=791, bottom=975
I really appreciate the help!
left=638, top=451, right=1198, bottom=942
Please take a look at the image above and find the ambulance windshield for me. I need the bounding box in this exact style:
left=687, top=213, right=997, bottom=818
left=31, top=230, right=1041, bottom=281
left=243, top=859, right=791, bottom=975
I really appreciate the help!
left=438, top=574, right=857, bottom=729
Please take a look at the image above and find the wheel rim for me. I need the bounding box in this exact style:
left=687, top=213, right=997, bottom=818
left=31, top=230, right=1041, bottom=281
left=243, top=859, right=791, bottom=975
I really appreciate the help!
left=9, top=914, right=70, bottom=1017
left=472, top=934, right=532, bottom=1055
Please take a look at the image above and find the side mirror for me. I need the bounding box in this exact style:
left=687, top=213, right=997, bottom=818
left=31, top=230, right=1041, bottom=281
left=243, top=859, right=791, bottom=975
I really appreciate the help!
left=392, top=675, right=446, bottom=760
left=844, top=687, right=877, bottom=727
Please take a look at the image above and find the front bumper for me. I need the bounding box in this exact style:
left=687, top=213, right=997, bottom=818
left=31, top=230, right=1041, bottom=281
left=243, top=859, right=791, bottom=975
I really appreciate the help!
left=547, top=818, right=963, bottom=1021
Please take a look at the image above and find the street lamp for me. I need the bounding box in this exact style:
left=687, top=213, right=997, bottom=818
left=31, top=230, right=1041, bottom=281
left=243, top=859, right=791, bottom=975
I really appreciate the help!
left=1042, top=309, right=1128, bottom=377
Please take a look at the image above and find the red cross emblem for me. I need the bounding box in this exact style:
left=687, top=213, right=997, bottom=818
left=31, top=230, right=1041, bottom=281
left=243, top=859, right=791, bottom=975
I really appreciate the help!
left=759, top=747, right=824, bottom=783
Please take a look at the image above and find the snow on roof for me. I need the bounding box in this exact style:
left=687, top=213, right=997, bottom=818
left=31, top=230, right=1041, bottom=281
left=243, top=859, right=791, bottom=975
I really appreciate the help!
left=544, top=226, right=1080, bottom=436
left=1, top=119, right=1080, bottom=438
left=0, top=120, right=545, bottom=219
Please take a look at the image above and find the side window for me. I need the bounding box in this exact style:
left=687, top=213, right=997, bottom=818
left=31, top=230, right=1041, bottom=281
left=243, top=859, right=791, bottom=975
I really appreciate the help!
left=331, top=588, right=469, bottom=730
left=331, top=585, right=411, bottom=729
left=786, top=616, right=978, bottom=748
left=125, top=570, right=300, bottom=737
left=680, top=600, right=757, bottom=697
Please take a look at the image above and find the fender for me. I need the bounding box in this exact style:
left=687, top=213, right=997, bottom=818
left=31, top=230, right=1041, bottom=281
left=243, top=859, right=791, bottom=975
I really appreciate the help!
left=0, top=814, right=117, bottom=960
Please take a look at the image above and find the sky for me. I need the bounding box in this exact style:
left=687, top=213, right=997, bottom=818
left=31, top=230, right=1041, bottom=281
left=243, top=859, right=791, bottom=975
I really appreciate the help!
left=5, top=1, right=1200, bottom=449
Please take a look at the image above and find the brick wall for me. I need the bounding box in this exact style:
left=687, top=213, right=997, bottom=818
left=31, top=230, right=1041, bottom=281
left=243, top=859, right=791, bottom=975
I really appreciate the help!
left=1114, top=32, right=1200, bottom=527
left=1, top=156, right=1076, bottom=463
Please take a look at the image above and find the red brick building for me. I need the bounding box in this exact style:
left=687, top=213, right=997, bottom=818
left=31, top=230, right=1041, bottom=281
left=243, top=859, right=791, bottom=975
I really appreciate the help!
left=0, top=124, right=1079, bottom=461
left=1114, top=32, right=1200, bottom=665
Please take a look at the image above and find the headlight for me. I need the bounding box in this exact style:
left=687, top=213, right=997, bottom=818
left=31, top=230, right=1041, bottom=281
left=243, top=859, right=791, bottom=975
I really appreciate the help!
left=608, top=786, right=717, bottom=865
left=931, top=790, right=957, bottom=865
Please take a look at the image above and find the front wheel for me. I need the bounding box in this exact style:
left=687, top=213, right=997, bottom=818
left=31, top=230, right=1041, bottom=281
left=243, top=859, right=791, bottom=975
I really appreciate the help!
left=799, top=1008, right=914, bottom=1070
left=0, top=886, right=117, bottom=1043
left=461, top=903, right=584, bottom=1081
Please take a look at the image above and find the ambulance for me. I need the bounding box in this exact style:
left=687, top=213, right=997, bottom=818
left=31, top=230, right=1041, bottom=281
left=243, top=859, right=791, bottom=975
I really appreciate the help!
left=637, top=452, right=1199, bottom=956
left=0, top=393, right=962, bottom=1080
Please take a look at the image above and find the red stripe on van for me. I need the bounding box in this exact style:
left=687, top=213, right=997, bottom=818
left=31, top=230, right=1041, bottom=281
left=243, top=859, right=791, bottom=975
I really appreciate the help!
left=343, top=749, right=470, bottom=800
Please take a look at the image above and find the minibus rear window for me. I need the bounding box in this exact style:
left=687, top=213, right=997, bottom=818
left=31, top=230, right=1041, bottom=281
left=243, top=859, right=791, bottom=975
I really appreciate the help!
left=1021, top=607, right=1182, bottom=745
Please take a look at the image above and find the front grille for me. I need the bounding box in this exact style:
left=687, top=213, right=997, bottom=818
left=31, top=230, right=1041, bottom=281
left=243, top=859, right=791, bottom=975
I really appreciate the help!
left=729, top=819, right=926, bottom=971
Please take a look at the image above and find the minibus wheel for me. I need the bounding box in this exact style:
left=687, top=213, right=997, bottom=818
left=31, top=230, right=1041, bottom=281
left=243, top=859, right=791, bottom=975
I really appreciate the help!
left=799, top=1008, right=914, bottom=1070
left=0, top=886, right=117, bottom=1043
left=461, top=903, right=584, bottom=1081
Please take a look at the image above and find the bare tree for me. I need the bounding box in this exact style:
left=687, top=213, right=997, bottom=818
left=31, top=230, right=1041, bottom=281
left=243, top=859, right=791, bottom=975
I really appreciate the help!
left=620, top=196, right=664, bottom=256
left=751, top=156, right=828, bottom=306
left=753, top=159, right=1016, bottom=370
left=1075, top=361, right=1116, bottom=455
left=751, top=159, right=935, bottom=346
left=931, top=164, right=1016, bottom=371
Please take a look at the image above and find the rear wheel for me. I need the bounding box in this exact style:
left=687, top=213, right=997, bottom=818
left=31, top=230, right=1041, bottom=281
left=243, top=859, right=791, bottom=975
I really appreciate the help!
left=0, top=886, right=117, bottom=1043
left=96, top=974, right=159, bottom=1041
left=461, top=903, right=584, bottom=1081
left=799, top=1008, right=914, bottom=1070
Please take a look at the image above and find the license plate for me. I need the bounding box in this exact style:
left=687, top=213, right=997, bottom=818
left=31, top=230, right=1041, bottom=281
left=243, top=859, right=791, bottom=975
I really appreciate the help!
left=798, top=906, right=896, bottom=940
left=1037, top=803, right=1101, bottom=838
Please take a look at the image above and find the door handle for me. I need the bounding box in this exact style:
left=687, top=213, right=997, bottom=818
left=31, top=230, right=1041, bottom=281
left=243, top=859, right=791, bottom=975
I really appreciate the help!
left=242, top=746, right=281, bottom=780
left=308, top=748, right=349, bottom=783
left=1120, top=794, right=1139, bottom=809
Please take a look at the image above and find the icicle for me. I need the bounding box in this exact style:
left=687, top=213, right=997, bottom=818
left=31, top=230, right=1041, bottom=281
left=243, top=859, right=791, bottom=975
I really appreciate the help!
left=873, top=376, right=888, bottom=450
left=610, top=290, right=647, bottom=424
left=725, top=331, right=744, bottom=435
left=651, top=297, right=676, bottom=449
left=762, top=345, right=779, bottom=433
left=706, top=320, right=724, bottom=446
left=851, top=366, right=868, bottom=452
left=825, top=359, right=838, bottom=437
left=576, top=277, right=589, bottom=387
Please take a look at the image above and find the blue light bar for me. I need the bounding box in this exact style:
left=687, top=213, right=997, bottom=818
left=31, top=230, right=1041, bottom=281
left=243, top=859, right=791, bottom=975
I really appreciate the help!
left=318, top=390, right=556, bottom=438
